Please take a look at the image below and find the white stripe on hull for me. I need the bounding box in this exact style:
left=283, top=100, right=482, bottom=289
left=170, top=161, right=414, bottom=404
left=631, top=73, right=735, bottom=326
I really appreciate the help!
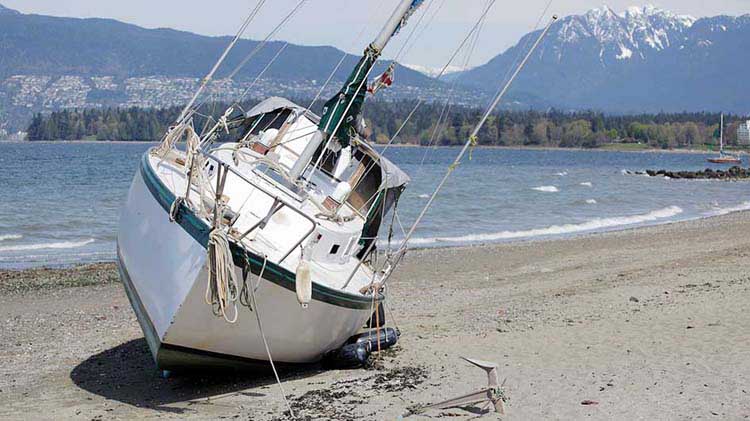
left=118, top=169, right=206, bottom=339
left=165, top=264, right=372, bottom=363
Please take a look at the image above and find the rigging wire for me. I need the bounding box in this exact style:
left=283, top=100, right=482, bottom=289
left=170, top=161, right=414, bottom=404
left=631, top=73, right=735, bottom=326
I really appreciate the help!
left=390, top=0, right=439, bottom=63
left=177, top=0, right=268, bottom=125
left=384, top=15, right=560, bottom=285
left=302, top=0, right=390, bottom=115
left=344, top=1, right=493, bottom=210
left=227, top=0, right=308, bottom=82
left=304, top=1, right=433, bottom=187
left=236, top=42, right=291, bottom=105
left=396, top=0, right=447, bottom=61
left=189, top=0, right=308, bottom=133
left=416, top=6, right=487, bottom=171
left=378, top=0, right=498, bottom=156
left=245, top=254, right=297, bottom=419
left=492, top=0, right=555, bottom=103
left=340, top=1, right=495, bottom=287
left=371, top=0, right=555, bottom=261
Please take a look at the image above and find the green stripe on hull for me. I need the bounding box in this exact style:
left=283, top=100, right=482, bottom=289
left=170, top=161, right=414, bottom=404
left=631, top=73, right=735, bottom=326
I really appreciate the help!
left=139, top=152, right=378, bottom=310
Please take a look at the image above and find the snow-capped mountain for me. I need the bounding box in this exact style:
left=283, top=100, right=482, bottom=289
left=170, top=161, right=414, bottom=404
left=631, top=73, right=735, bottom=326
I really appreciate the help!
left=552, top=5, right=695, bottom=63
left=401, top=63, right=466, bottom=78
left=456, top=5, right=750, bottom=113
left=0, top=3, right=20, bottom=15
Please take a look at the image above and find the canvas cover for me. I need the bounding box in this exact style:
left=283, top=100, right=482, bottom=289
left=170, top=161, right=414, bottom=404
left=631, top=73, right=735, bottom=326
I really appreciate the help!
left=245, top=96, right=409, bottom=189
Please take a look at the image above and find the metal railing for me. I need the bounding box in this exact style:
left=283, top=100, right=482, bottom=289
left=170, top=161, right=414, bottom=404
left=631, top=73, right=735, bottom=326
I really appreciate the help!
left=199, top=149, right=318, bottom=265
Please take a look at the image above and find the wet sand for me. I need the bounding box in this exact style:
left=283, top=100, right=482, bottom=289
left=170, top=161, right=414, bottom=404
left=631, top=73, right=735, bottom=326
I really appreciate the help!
left=1, top=213, right=750, bottom=420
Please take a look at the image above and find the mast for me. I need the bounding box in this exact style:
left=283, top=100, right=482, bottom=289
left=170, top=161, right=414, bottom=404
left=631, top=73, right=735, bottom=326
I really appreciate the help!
left=720, top=113, right=724, bottom=153
left=289, top=0, right=425, bottom=180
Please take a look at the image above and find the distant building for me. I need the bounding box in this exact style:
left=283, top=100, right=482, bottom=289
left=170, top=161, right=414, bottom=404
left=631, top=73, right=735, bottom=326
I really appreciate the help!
left=9, top=131, right=27, bottom=141
left=738, top=121, right=750, bottom=145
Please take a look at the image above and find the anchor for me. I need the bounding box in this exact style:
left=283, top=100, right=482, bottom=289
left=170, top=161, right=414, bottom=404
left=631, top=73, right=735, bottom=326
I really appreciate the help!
left=423, top=357, right=505, bottom=415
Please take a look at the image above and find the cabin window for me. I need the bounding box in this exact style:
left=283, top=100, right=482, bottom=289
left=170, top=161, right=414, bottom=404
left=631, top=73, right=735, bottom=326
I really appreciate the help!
left=245, top=109, right=292, bottom=136
left=329, top=244, right=340, bottom=255
left=346, top=151, right=382, bottom=215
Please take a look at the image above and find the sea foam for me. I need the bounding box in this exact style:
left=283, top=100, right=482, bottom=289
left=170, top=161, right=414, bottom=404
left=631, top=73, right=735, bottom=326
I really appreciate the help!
left=585, top=199, right=598, bottom=204
left=705, top=201, right=750, bottom=217
left=532, top=186, right=559, bottom=193
left=406, top=206, right=683, bottom=246
left=0, top=238, right=95, bottom=253
left=0, top=234, right=22, bottom=242
left=580, top=182, right=593, bottom=187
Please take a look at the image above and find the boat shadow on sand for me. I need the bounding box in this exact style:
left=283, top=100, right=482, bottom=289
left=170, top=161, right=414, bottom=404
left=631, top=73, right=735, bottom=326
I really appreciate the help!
left=69, top=338, right=323, bottom=414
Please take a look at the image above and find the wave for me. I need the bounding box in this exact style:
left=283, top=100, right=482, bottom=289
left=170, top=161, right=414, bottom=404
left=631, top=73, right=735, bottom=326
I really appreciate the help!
left=555, top=171, right=568, bottom=176
left=580, top=182, right=593, bottom=187
left=0, top=234, right=22, bottom=242
left=418, top=194, right=430, bottom=199
left=0, top=238, right=95, bottom=253
left=406, top=206, right=683, bottom=246
left=704, top=201, right=750, bottom=217
left=532, top=186, right=559, bottom=193
left=585, top=199, right=598, bottom=204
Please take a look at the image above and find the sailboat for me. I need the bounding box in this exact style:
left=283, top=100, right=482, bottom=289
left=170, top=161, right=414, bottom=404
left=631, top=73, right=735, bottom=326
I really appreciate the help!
left=117, top=0, right=555, bottom=371
left=117, top=0, right=420, bottom=369
left=708, top=113, right=741, bottom=164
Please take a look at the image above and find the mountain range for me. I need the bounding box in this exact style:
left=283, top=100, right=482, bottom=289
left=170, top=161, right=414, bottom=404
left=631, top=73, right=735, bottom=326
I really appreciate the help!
left=453, top=5, right=750, bottom=113
left=0, top=4, right=431, bottom=85
left=1, top=3, right=749, bottom=134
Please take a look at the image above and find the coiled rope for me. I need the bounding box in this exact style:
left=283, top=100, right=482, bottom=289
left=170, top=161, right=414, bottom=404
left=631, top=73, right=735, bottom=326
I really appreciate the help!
left=204, top=163, right=240, bottom=324
left=206, top=227, right=240, bottom=323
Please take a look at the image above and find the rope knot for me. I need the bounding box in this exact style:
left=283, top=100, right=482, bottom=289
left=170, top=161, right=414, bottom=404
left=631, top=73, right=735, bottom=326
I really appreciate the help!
left=469, top=135, right=479, bottom=161
left=169, top=197, right=184, bottom=223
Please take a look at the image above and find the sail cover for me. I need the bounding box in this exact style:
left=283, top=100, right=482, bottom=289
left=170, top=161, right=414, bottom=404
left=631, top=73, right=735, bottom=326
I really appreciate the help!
left=244, top=96, right=314, bottom=121
left=360, top=143, right=410, bottom=189
left=245, top=97, right=409, bottom=189
left=381, top=155, right=410, bottom=189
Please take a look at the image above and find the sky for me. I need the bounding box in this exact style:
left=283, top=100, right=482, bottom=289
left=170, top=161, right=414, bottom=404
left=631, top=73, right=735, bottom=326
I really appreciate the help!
left=3, top=1, right=749, bottom=68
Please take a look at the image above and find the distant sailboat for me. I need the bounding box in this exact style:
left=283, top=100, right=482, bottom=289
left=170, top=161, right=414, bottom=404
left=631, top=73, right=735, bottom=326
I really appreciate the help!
left=708, top=113, right=741, bottom=164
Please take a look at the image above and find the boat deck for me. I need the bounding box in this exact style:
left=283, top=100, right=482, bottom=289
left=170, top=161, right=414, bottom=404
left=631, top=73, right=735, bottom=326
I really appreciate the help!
left=148, top=149, right=377, bottom=296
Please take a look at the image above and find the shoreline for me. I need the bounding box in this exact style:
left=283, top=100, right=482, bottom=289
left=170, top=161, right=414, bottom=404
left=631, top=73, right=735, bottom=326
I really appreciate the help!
left=2, top=205, right=746, bottom=272
left=4, top=139, right=741, bottom=156
left=0, top=207, right=743, bottom=276
left=2, top=209, right=750, bottom=418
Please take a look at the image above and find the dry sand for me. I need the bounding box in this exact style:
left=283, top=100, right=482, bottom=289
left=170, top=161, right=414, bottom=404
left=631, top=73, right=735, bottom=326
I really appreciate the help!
left=1, top=212, right=750, bottom=420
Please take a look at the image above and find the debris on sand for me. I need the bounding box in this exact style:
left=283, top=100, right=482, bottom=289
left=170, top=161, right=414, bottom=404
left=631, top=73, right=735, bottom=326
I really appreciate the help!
left=372, top=366, right=428, bottom=392
left=581, top=400, right=599, bottom=405
left=274, top=365, right=429, bottom=420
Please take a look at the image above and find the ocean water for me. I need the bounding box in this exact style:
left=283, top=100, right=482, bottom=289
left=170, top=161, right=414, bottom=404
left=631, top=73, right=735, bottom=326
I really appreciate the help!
left=1, top=141, right=749, bottom=269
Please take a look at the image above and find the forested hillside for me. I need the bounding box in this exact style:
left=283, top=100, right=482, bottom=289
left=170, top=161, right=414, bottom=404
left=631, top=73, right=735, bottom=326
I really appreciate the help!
left=26, top=100, right=746, bottom=150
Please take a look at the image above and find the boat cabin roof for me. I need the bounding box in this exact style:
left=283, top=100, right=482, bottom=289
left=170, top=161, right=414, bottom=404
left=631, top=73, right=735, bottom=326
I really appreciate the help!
left=240, top=96, right=410, bottom=191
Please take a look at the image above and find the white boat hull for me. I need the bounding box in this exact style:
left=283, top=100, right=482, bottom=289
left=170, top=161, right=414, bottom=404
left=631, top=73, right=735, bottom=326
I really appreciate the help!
left=117, top=153, right=378, bottom=369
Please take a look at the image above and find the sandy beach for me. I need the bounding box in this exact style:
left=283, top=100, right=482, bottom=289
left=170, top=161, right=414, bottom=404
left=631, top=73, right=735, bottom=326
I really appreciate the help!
left=1, top=213, right=750, bottom=420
